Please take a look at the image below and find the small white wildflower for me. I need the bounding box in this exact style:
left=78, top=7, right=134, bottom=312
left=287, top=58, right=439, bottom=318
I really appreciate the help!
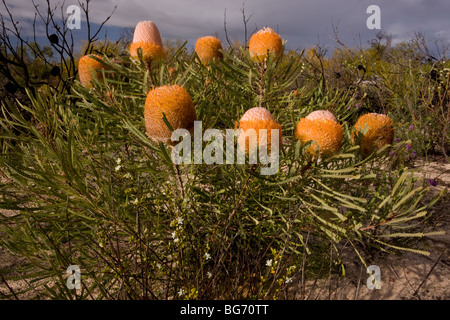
left=116, top=158, right=122, bottom=164
left=123, top=172, right=132, bottom=179
left=178, top=288, right=185, bottom=297
left=204, top=252, right=211, bottom=261
left=174, top=238, right=179, bottom=243
left=115, top=164, right=122, bottom=171
left=130, top=198, right=139, bottom=205
left=171, top=231, right=176, bottom=239
left=207, top=271, right=212, bottom=279
left=176, top=217, right=184, bottom=225
left=285, top=277, right=293, bottom=284
left=156, top=263, right=161, bottom=269
left=266, top=259, right=273, bottom=267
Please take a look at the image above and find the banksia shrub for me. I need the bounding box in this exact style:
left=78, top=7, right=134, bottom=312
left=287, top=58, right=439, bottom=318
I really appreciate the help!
left=195, top=36, right=223, bottom=65
left=237, top=107, right=282, bottom=155
left=352, top=113, right=394, bottom=157
left=144, top=84, right=197, bottom=145
left=248, top=27, right=283, bottom=62
left=78, top=54, right=107, bottom=88
left=295, top=111, right=343, bottom=157
left=129, top=20, right=165, bottom=64
left=0, top=28, right=446, bottom=303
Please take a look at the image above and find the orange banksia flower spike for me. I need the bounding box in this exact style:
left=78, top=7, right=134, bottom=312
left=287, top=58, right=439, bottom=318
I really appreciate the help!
left=129, top=20, right=165, bottom=65
left=237, top=107, right=282, bottom=155
left=78, top=54, right=108, bottom=88
left=295, top=110, right=343, bottom=157
left=195, top=36, right=223, bottom=66
left=248, top=27, right=283, bottom=62
left=352, top=113, right=394, bottom=157
left=144, top=84, right=197, bottom=145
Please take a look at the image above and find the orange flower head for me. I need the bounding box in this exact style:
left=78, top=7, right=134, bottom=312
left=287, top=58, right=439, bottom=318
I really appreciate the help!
left=195, top=36, right=223, bottom=65
left=237, top=107, right=282, bottom=155
left=352, top=113, right=394, bottom=157
left=295, top=117, right=343, bottom=157
left=248, top=27, right=283, bottom=62
left=144, top=85, right=197, bottom=145
left=78, top=54, right=107, bottom=88
left=129, top=20, right=165, bottom=63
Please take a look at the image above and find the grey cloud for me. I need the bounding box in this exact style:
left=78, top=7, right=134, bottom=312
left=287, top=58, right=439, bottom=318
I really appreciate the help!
left=2, top=0, right=449, bottom=51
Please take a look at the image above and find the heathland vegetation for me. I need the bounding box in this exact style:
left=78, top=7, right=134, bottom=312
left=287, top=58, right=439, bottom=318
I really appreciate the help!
left=0, top=1, right=448, bottom=299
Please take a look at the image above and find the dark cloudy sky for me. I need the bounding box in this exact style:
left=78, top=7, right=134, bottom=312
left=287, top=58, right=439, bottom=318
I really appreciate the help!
left=2, top=0, right=450, bottom=52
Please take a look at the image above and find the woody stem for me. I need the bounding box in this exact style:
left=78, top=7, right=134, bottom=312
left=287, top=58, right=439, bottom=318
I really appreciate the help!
left=145, top=61, right=154, bottom=89
left=259, top=59, right=267, bottom=108
left=173, top=163, right=185, bottom=200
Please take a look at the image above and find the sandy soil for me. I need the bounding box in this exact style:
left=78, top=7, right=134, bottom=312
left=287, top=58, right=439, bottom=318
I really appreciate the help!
left=1, top=161, right=449, bottom=300
left=298, top=160, right=450, bottom=300
left=298, top=209, right=449, bottom=300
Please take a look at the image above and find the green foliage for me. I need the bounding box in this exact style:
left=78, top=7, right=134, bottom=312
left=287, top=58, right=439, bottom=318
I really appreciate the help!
left=0, top=37, right=447, bottom=300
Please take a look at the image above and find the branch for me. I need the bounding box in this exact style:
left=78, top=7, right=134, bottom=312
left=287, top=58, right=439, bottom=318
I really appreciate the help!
left=241, top=1, right=253, bottom=48
left=223, top=9, right=232, bottom=47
